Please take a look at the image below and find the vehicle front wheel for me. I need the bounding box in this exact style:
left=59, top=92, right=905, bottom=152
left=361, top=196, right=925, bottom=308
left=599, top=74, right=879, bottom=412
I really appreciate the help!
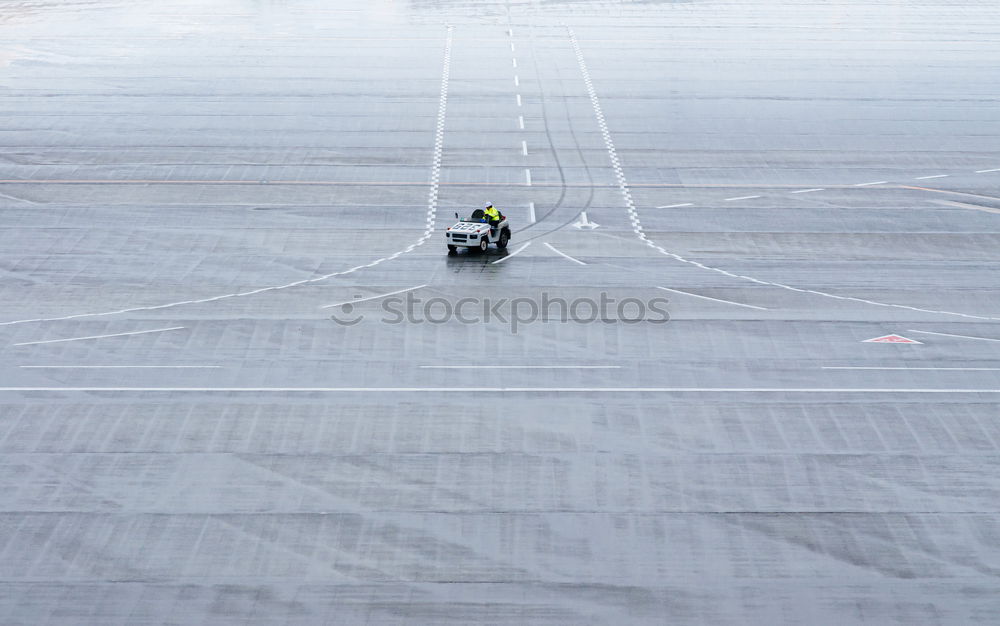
left=497, top=230, right=509, bottom=249
left=478, top=238, right=489, bottom=253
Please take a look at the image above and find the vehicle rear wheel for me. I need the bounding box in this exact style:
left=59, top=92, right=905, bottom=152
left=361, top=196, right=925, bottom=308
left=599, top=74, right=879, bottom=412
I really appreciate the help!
left=478, top=238, right=489, bottom=253
left=497, top=230, right=509, bottom=249
left=447, top=245, right=457, bottom=255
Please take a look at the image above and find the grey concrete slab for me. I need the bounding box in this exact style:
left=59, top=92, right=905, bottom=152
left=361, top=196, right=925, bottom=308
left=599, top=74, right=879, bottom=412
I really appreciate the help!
left=3, top=0, right=1000, bottom=624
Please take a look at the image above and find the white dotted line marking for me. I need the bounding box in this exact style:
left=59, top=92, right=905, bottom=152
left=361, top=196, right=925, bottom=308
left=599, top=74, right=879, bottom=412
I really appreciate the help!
left=567, top=25, right=1000, bottom=324
left=566, top=26, right=641, bottom=241
left=424, top=25, right=454, bottom=249
left=0, top=26, right=456, bottom=328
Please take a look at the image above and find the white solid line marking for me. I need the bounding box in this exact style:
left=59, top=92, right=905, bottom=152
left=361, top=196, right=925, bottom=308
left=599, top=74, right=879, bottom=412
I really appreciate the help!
left=492, top=241, right=531, bottom=264
left=823, top=366, right=1000, bottom=371
left=915, top=174, right=949, bottom=180
left=3, top=387, right=999, bottom=394
left=975, top=168, right=1000, bottom=173
left=20, top=365, right=220, bottom=369
left=321, top=284, right=427, bottom=309
left=723, top=195, right=760, bottom=201
left=516, top=94, right=522, bottom=107
left=528, top=201, right=536, bottom=223
left=543, top=242, right=587, bottom=265
left=521, top=140, right=528, bottom=156
left=907, top=329, right=1000, bottom=343
left=14, top=326, right=186, bottom=347
left=525, top=169, right=532, bottom=186
left=514, top=75, right=519, bottom=87
left=656, top=286, right=768, bottom=310
left=518, top=115, right=525, bottom=130
left=421, top=365, right=621, bottom=369
left=790, top=188, right=824, bottom=194
left=854, top=181, right=888, bottom=187
left=656, top=203, right=693, bottom=208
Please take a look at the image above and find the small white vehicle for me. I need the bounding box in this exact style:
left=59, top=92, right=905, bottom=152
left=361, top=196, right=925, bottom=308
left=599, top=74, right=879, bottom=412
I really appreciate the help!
left=446, top=209, right=511, bottom=254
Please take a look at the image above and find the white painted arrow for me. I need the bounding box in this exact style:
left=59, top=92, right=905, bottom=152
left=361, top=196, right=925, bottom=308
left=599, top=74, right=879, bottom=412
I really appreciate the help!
left=574, top=211, right=600, bottom=230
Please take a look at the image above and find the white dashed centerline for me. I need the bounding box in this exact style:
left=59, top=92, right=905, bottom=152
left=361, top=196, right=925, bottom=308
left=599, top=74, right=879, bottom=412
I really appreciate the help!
left=516, top=94, right=522, bottom=107
left=14, top=326, right=186, bottom=347
left=975, top=168, right=1000, bottom=173
left=518, top=115, right=525, bottom=130
left=525, top=169, right=532, bottom=186
left=724, top=195, right=760, bottom=202
left=514, top=75, right=519, bottom=87
left=790, top=188, right=824, bottom=194
left=528, top=201, right=536, bottom=223
left=521, top=140, right=528, bottom=156
left=915, top=174, right=949, bottom=180
left=657, top=203, right=693, bottom=209
left=853, top=181, right=888, bottom=187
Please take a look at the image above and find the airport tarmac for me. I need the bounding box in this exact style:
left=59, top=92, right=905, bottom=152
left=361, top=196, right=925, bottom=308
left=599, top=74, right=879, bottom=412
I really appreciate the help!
left=1, top=0, right=1000, bottom=623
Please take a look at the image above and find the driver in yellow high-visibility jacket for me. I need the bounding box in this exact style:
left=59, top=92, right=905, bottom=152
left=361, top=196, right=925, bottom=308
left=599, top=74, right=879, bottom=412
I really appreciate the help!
left=483, top=204, right=501, bottom=234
